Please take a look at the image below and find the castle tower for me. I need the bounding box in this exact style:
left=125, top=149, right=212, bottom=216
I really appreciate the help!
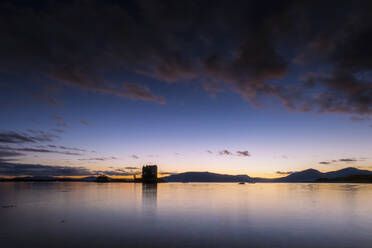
left=142, top=165, right=158, bottom=183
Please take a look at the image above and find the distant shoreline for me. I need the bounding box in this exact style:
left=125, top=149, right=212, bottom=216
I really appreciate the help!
left=2, top=167, right=372, bottom=183
left=1, top=180, right=372, bottom=184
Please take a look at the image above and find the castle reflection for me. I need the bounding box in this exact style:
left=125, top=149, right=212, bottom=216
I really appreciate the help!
left=142, top=183, right=157, bottom=214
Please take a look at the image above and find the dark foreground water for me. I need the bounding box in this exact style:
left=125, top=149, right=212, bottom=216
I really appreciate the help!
left=1, top=182, right=372, bottom=248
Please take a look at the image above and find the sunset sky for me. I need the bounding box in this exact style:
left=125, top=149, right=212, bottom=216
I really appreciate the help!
left=1, top=0, right=372, bottom=178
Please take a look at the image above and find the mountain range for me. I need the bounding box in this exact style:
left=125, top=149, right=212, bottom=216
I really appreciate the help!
left=1, top=167, right=372, bottom=183
left=162, top=167, right=372, bottom=183
left=160, top=172, right=251, bottom=182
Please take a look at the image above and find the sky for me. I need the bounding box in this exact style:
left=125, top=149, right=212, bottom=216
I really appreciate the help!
left=1, top=0, right=372, bottom=178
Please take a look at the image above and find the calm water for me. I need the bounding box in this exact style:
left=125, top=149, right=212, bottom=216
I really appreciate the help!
left=1, top=182, right=372, bottom=248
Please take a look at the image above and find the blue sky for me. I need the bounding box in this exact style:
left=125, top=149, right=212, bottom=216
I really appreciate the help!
left=1, top=75, right=371, bottom=177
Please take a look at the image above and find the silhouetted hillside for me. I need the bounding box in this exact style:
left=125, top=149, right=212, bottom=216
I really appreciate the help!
left=162, top=172, right=251, bottom=182
left=163, top=167, right=372, bottom=183
left=272, top=169, right=323, bottom=182
left=323, top=167, right=372, bottom=178
left=260, top=167, right=372, bottom=182
left=2, top=167, right=372, bottom=183
left=0, top=176, right=132, bottom=182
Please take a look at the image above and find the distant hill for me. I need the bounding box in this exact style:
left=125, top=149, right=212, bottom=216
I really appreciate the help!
left=0, top=176, right=132, bottom=183
left=323, top=167, right=372, bottom=178
left=162, top=167, right=372, bottom=183
left=261, top=167, right=372, bottom=183
left=1, top=167, right=372, bottom=183
left=271, top=169, right=323, bottom=182
left=162, top=172, right=251, bottom=182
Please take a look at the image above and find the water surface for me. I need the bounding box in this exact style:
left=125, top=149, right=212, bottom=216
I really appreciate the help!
left=1, top=182, right=372, bottom=248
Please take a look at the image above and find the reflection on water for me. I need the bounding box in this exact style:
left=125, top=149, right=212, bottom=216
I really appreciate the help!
left=142, top=183, right=157, bottom=207
left=1, top=182, right=372, bottom=248
left=142, top=183, right=157, bottom=218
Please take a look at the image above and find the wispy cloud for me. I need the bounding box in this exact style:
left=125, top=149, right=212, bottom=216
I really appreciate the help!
left=276, top=171, right=294, bottom=175
left=319, top=161, right=331, bottom=165
left=0, top=150, right=24, bottom=163
left=0, top=163, right=91, bottom=176
left=58, top=146, right=86, bottom=152
left=0, top=130, right=59, bottom=144
left=78, top=157, right=116, bottom=161
left=339, top=158, right=358, bottom=162
left=236, top=151, right=250, bottom=157
left=14, top=148, right=80, bottom=155
left=319, top=158, right=359, bottom=165
left=80, top=120, right=89, bottom=126
left=219, top=150, right=233, bottom=156
left=131, top=154, right=139, bottom=159
left=218, top=150, right=251, bottom=157
left=0, top=145, right=81, bottom=156
left=0, top=162, right=146, bottom=177
left=159, top=171, right=178, bottom=175
left=93, top=168, right=140, bottom=176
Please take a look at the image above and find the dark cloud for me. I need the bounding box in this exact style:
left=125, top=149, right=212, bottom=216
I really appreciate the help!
left=124, top=167, right=139, bottom=170
left=206, top=150, right=213, bottom=154
left=1, top=0, right=372, bottom=116
left=276, top=171, right=294, bottom=175
left=0, top=131, right=35, bottom=143
left=0, top=150, right=24, bottom=163
left=131, top=154, right=139, bottom=159
left=319, top=161, right=331, bottom=165
left=218, top=150, right=250, bottom=157
left=0, top=145, right=81, bottom=156
left=15, top=148, right=80, bottom=155
left=236, top=151, right=250, bottom=157
left=319, top=158, right=358, bottom=165
left=0, top=130, right=59, bottom=144
left=0, top=150, right=23, bottom=158
left=300, top=71, right=372, bottom=115
left=0, top=162, right=141, bottom=177
left=339, top=158, right=357, bottom=162
left=0, top=163, right=91, bottom=176
left=219, top=150, right=233, bottom=156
